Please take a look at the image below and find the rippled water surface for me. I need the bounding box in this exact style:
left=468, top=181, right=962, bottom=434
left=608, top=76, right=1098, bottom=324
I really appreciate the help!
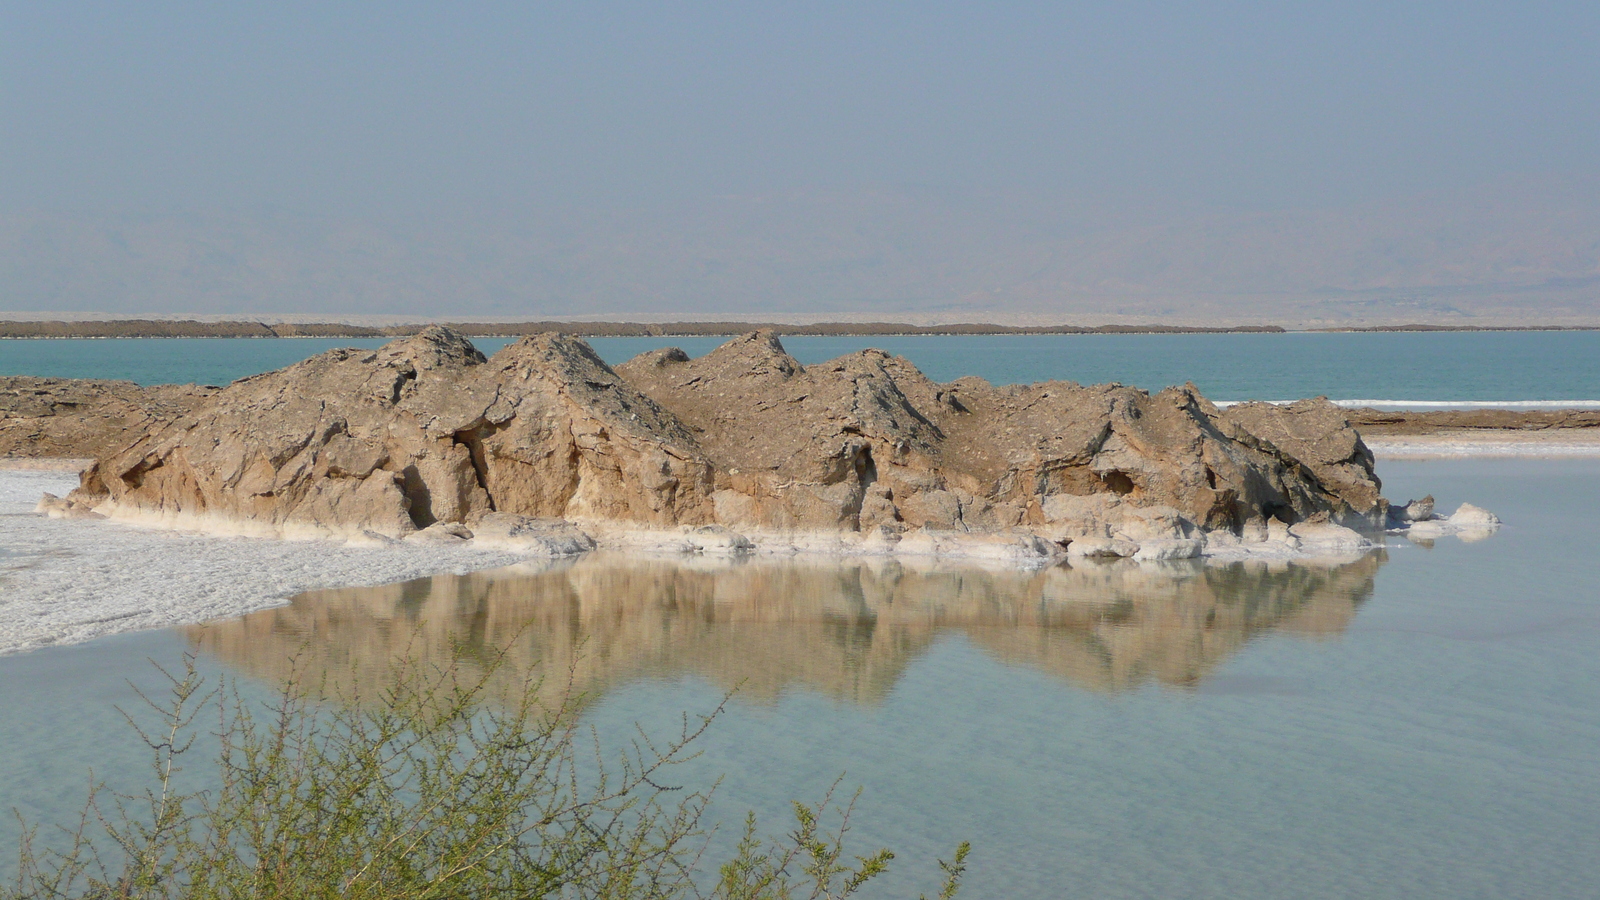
left=2, top=459, right=1597, bottom=897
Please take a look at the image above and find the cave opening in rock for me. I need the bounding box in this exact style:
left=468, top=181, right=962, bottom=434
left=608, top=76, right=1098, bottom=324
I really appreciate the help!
left=1100, top=470, right=1135, bottom=495
left=1263, top=501, right=1296, bottom=524
left=452, top=426, right=498, bottom=512
left=400, top=464, right=435, bottom=529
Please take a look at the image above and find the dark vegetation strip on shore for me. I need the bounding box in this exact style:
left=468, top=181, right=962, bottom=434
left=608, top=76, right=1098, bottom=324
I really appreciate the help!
left=0, top=320, right=1292, bottom=339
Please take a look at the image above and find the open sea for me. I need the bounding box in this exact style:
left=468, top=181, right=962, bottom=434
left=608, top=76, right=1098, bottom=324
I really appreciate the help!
left=2, top=333, right=1598, bottom=897
left=4, top=330, right=1600, bottom=407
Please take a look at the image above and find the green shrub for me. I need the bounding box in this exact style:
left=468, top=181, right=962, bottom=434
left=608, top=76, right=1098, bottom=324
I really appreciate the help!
left=7, top=653, right=967, bottom=900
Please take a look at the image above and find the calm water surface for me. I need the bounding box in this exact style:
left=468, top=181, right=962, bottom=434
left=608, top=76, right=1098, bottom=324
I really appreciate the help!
left=5, top=331, right=1600, bottom=404
left=3, top=459, right=1597, bottom=898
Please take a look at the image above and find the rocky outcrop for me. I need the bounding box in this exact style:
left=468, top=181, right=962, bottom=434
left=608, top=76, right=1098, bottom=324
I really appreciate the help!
left=1221, top=398, right=1384, bottom=521
left=1, top=377, right=216, bottom=462
left=67, top=328, right=1390, bottom=557
left=619, top=332, right=1386, bottom=541
left=75, top=329, right=715, bottom=538
left=1389, top=499, right=1502, bottom=544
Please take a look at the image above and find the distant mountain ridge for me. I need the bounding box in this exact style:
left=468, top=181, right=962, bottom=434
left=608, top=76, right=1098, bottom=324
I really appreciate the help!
left=4, top=176, right=1596, bottom=326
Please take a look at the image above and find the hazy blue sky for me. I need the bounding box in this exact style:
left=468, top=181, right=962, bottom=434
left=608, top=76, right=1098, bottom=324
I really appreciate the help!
left=7, top=0, right=1595, bottom=214
left=2, top=2, right=1597, bottom=320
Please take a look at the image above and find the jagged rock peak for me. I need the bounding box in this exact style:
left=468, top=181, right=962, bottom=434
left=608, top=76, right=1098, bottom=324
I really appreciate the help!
left=486, top=332, right=702, bottom=449
left=376, top=325, right=488, bottom=370
left=489, top=331, right=618, bottom=379
left=694, top=329, right=804, bottom=380
left=71, top=330, right=719, bottom=538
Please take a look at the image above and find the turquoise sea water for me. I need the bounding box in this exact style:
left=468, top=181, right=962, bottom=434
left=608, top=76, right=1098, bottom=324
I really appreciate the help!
left=2, top=334, right=1599, bottom=896
left=1, top=460, right=1597, bottom=897
left=4, top=330, right=1600, bottom=404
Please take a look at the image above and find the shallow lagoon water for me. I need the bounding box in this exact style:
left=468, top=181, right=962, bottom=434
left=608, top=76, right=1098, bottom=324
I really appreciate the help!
left=2, top=459, right=1597, bottom=897
left=6, top=330, right=1600, bottom=403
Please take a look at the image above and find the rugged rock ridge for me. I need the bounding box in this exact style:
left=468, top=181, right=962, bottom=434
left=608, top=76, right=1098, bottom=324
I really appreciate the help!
left=618, top=331, right=1386, bottom=541
left=75, top=329, right=715, bottom=537
left=68, top=327, right=1388, bottom=558
left=1220, top=399, right=1384, bottom=517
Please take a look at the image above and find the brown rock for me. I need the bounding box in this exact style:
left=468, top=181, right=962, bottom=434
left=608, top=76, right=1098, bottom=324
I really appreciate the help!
left=35, top=492, right=106, bottom=520
left=68, top=327, right=1390, bottom=544
left=74, top=328, right=716, bottom=537
left=1, top=376, right=215, bottom=461
left=1221, top=398, right=1386, bottom=523
left=617, top=333, right=947, bottom=530
left=619, top=331, right=1384, bottom=536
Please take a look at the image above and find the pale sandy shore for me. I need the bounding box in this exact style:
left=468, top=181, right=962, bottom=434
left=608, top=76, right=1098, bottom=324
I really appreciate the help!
left=1367, top=431, right=1600, bottom=459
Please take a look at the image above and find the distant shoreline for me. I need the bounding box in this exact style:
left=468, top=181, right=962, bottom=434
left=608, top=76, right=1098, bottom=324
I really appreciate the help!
left=2, top=319, right=1599, bottom=339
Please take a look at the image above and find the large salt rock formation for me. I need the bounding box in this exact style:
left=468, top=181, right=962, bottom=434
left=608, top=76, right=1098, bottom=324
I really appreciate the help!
left=69, top=327, right=1386, bottom=552
left=1221, top=399, right=1383, bottom=518
left=617, top=331, right=1386, bottom=539
left=76, top=328, right=715, bottom=537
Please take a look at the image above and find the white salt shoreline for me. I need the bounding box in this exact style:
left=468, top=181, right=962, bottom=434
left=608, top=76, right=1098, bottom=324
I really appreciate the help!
left=1, top=469, right=529, bottom=656
left=1367, top=433, right=1600, bottom=459
left=0, top=460, right=1495, bottom=657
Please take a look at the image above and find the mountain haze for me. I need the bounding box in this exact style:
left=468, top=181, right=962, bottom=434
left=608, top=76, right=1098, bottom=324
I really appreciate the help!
left=4, top=177, right=1597, bottom=327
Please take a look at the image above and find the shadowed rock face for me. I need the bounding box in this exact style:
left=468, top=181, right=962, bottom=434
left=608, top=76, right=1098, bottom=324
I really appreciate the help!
left=70, top=327, right=1384, bottom=544
left=184, top=553, right=1383, bottom=704
left=1222, top=399, right=1383, bottom=516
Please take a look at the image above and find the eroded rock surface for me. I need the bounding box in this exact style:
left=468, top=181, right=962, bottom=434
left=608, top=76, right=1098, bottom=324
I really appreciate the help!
left=67, top=328, right=1390, bottom=554
left=619, top=332, right=1386, bottom=542
left=1, top=377, right=216, bottom=461
left=1221, top=398, right=1385, bottom=521
left=75, top=329, right=715, bottom=537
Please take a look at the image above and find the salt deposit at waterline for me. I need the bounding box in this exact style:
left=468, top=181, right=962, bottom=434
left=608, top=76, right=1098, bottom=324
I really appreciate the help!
left=5, top=464, right=1493, bottom=656
left=0, top=469, right=525, bottom=655
left=1365, top=433, right=1600, bottom=458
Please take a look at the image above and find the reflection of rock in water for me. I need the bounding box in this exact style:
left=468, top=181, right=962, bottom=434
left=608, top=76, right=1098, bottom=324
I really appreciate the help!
left=185, top=553, right=1383, bottom=704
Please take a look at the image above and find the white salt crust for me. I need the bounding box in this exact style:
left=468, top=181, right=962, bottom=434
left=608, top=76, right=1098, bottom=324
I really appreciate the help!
left=1368, top=434, right=1600, bottom=459
left=1, top=468, right=1495, bottom=656
left=0, top=471, right=526, bottom=656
